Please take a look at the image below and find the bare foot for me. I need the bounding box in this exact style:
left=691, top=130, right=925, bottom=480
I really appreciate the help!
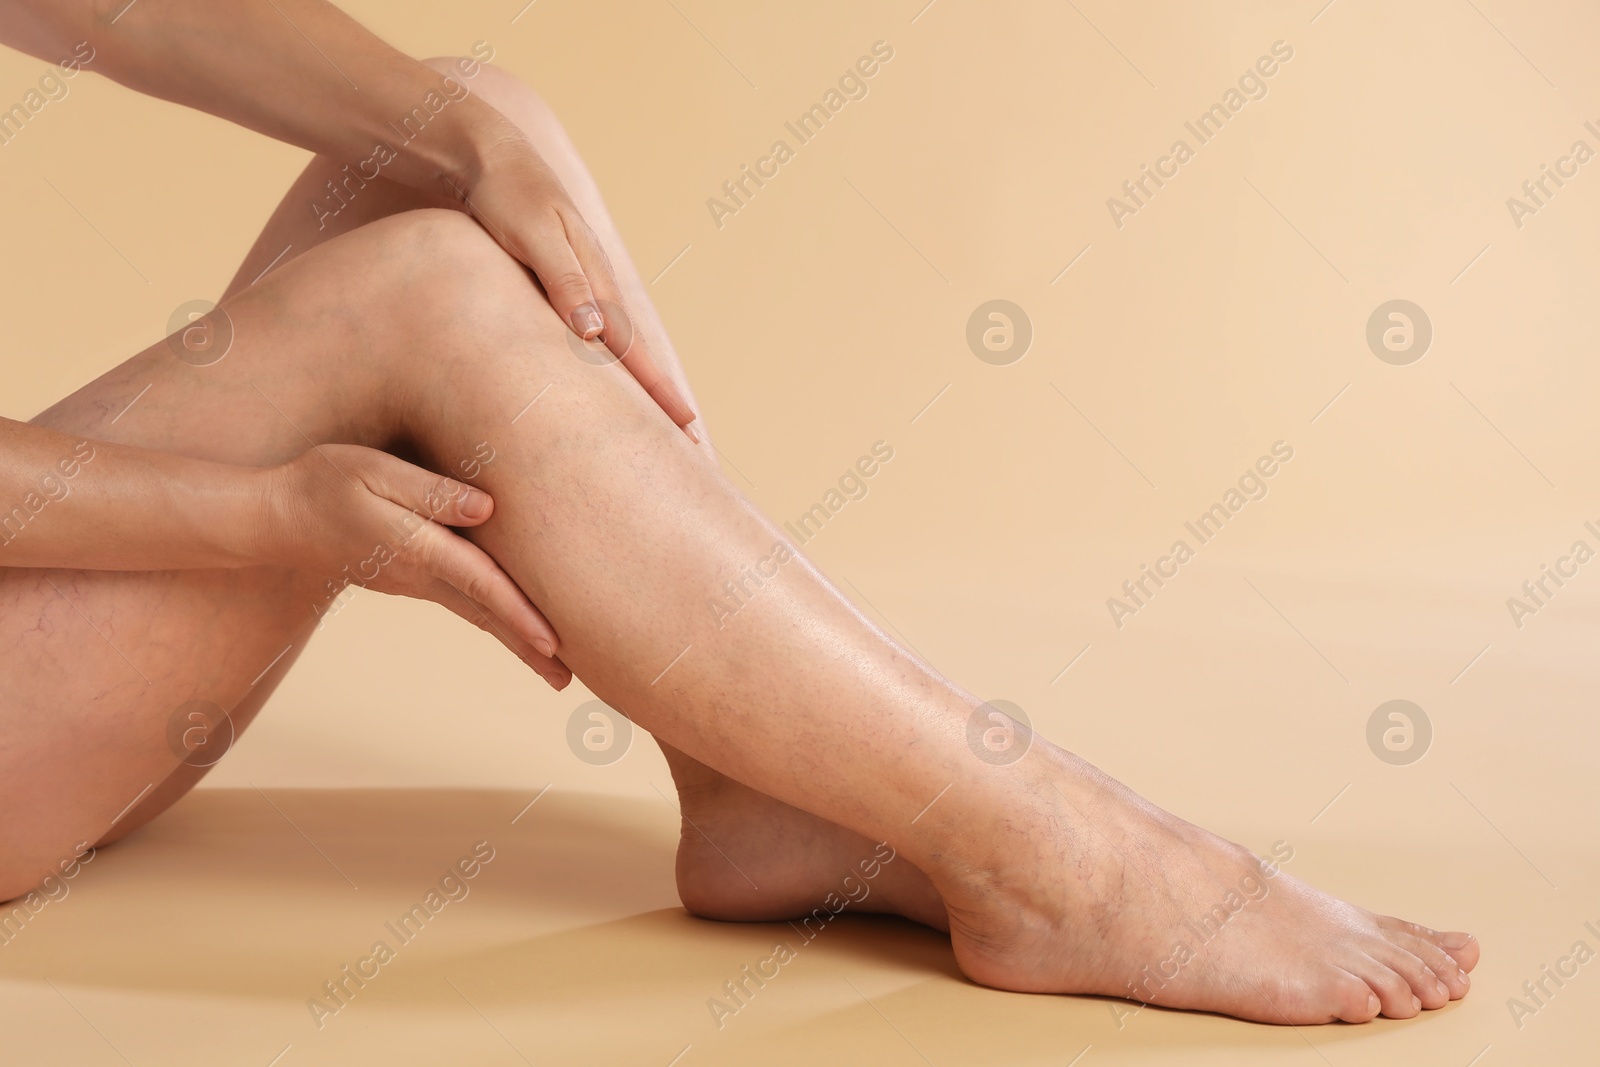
left=939, top=747, right=1479, bottom=1024
left=669, top=766, right=949, bottom=931
left=666, top=742, right=1477, bottom=1025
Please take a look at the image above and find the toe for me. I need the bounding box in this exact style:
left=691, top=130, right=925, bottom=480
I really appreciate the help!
left=1439, top=931, right=1481, bottom=972
left=1327, top=968, right=1382, bottom=1023
left=1255, top=967, right=1375, bottom=1025
left=1396, top=933, right=1470, bottom=1000
left=1379, top=917, right=1480, bottom=973
left=1371, top=942, right=1451, bottom=1010
left=1352, top=952, right=1423, bottom=1019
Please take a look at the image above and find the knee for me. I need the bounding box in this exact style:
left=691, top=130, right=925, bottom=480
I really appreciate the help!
left=358, top=208, right=553, bottom=325
left=363, top=205, right=503, bottom=275
left=238, top=206, right=580, bottom=441
left=366, top=207, right=566, bottom=331
left=234, top=205, right=568, bottom=405
left=423, top=51, right=534, bottom=94
left=340, top=207, right=571, bottom=371
left=330, top=209, right=655, bottom=453
left=421, top=55, right=565, bottom=144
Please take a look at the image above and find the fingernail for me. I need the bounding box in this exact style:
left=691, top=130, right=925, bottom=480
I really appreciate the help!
left=571, top=304, right=604, bottom=339
left=685, top=422, right=701, bottom=444
left=460, top=490, right=490, bottom=520
left=534, top=637, right=554, bottom=658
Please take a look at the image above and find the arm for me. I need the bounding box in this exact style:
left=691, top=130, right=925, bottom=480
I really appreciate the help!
left=0, top=0, right=482, bottom=196
left=0, top=417, right=569, bottom=686
left=0, top=0, right=696, bottom=433
left=0, top=417, right=259, bottom=571
left=2, top=0, right=514, bottom=223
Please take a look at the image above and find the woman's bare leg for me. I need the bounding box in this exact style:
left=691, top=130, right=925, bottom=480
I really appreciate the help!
left=1, top=202, right=1477, bottom=1024
left=126, top=59, right=948, bottom=927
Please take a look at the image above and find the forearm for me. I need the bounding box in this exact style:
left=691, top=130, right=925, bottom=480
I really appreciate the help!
left=0, top=417, right=264, bottom=570
left=0, top=0, right=504, bottom=195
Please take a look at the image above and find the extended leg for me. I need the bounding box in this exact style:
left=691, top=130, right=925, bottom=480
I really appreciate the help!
left=360, top=214, right=1480, bottom=1025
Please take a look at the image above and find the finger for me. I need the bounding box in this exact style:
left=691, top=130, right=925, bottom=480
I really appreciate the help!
left=355, top=453, right=494, bottom=528
left=415, top=524, right=560, bottom=659
left=455, top=156, right=603, bottom=342
left=562, top=212, right=700, bottom=438
left=518, top=210, right=607, bottom=342
left=621, top=341, right=699, bottom=436
left=444, top=583, right=573, bottom=690
left=430, top=580, right=571, bottom=690
left=461, top=589, right=574, bottom=690
left=420, top=573, right=565, bottom=678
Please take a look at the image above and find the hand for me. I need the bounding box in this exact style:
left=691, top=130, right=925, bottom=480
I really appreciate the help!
left=451, top=119, right=700, bottom=440
left=260, top=444, right=571, bottom=690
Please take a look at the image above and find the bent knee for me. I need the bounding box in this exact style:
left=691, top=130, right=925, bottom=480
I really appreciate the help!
left=320, top=208, right=572, bottom=383
left=341, top=208, right=548, bottom=316
left=422, top=53, right=544, bottom=109
left=228, top=206, right=568, bottom=410
left=421, top=55, right=566, bottom=145
left=365, top=209, right=564, bottom=334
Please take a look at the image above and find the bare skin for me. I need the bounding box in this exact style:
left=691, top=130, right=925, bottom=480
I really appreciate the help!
left=214, top=59, right=955, bottom=935
left=0, top=54, right=1478, bottom=1029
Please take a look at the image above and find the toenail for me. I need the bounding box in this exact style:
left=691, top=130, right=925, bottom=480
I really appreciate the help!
left=1410, top=995, right=1421, bottom=1011
left=1433, top=979, right=1447, bottom=998
left=1441, top=931, right=1473, bottom=949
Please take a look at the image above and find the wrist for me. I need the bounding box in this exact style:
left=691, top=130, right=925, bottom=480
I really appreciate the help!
left=377, top=82, right=516, bottom=203
left=218, top=464, right=284, bottom=570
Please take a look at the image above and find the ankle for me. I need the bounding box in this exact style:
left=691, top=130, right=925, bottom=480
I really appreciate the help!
left=911, top=740, right=1157, bottom=919
left=906, top=747, right=1075, bottom=908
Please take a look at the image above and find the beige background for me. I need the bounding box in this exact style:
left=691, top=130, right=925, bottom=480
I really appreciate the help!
left=2, top=0, right=1598, bottom=1063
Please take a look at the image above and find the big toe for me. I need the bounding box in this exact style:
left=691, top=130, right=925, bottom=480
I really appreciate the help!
left=1439, top=931, right=1481, bottom=971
